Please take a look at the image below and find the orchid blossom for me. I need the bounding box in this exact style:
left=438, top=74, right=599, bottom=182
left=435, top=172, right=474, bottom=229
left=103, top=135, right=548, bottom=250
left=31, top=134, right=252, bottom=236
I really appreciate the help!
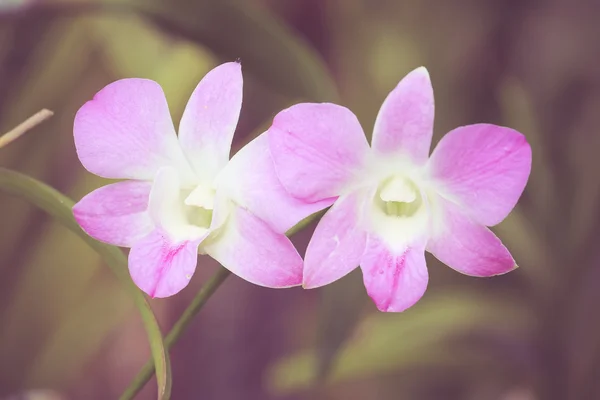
left=73, top=62, right=325, bottom=298
left=268, top=67, right=532, bottom=312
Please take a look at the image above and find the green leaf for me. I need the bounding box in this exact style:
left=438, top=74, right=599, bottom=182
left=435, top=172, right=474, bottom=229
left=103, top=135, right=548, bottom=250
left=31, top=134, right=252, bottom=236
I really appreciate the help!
left=136, top=0, right=338, bottom=102
left=0, top=168, right=172, bottom=400
left=267, top=291, right=530, bottom=395
left=88, top=11, right=216, bottom=117
left=11, top=0, right=338, bottom=100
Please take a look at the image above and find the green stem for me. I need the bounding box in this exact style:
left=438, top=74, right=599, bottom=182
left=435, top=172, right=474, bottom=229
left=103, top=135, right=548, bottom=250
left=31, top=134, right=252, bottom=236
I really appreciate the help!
left=120, top=203, right=328, bottom=399
left=119, top=267, right=231, bottom=400
left=0, top=168, right=172, bottom=399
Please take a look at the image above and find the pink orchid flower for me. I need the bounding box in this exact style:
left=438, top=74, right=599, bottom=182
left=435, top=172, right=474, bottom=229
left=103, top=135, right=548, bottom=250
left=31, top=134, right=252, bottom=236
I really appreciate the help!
left=73, top=62, right=325, bottom=298
left=268, top=67, right=532, bottom=312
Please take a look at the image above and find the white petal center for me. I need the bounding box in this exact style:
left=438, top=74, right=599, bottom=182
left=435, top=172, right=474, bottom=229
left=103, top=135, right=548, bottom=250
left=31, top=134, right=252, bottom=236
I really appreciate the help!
left=380, top=176, right=417, bottom=203
left=368, top=174, right=430, bottom=252
left=185, top=185, right=216, bottom=210
left=150, top=167, right=228, bottom=242
left=180, top=184, right=219, bottom=231
left=377, top=176, right=423, bottom=218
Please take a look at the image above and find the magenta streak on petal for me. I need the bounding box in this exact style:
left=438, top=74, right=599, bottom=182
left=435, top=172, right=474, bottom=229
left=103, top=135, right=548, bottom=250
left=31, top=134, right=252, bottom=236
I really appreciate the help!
left=150, top=240, right=187, bottom=298
left=360, top=234, right=428, bottom=312
left=128, top=229, right=202, bottom=298
left=369, top=248, right=407, bottom=311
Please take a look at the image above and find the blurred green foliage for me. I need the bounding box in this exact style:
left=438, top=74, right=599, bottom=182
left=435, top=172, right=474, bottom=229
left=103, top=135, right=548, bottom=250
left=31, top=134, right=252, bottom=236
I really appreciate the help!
left=268, top=290, right=532, bottom=394
left=0, top=168, right=172, bottom=399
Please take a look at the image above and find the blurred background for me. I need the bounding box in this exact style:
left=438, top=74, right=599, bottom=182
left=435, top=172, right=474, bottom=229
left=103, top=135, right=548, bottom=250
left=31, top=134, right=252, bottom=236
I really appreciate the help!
left=1, top=0, right=599, bottom=399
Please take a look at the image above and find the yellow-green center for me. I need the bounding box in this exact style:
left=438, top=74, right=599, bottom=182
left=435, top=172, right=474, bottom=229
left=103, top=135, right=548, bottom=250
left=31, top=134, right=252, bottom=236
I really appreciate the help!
left=378, top=176, right=423, bottom=218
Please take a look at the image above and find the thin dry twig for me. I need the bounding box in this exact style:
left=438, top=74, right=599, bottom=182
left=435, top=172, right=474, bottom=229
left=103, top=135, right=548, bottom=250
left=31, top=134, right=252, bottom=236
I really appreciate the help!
left=0, top=109, right=54, bottom=149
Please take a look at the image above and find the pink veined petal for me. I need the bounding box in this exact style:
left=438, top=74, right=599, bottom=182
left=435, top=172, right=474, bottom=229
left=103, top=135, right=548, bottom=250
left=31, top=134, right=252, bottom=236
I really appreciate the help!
left=178, top=62, right=243, bottom=182
left=427, top=195, right=516, bottom=277
left=74, top=78, right=195, bottom=183
left=303, top=190, right=369, bottom=289
left=217, top=133, right=335, bottom=234
left=372, top=67, right=435, bottom=164
left=428, top=123, right=532, bottom=226
left=129, top=229, right=203, bottom=298
left=73, top=181, right=153, bottom=247
left=360, top=234, right=429, bottom=313
left=202, top=205, right=303, bottom=288
left=268, top=103, right=370, bottom=202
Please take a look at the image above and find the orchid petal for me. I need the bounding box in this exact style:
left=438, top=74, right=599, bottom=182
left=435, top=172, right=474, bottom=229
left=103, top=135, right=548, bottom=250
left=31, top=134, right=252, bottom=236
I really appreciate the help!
left=74, top=78, right=194, bottom=182
left=178, top=62, right=243, bottom=182
left=372, top=67, right=434, bottom=164
left=217, top=134, right=334, bottom=234
left=268, top=103, right=369, bottom=202
left=427, top=196, right=516, bottom=277
left=360, top=234, right=428, bottom=312
left=203, top=205, right=302, bottom=288
left=303, top=190, right=368, bottom=288
left=73, top=181, right=153, bottom=247
left=129, top=229, right=203, bottom=298
left=428, top=123, right=531, bottom=226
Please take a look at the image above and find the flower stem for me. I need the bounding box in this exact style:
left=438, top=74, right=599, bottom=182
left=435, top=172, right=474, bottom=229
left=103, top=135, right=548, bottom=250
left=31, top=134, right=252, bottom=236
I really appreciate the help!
left=119, top=205, right=325, bottom=399
left=0, top=168, right=172, bottom=400
left=0, top=109, right=53, bottom=149
left=119, top=266, right=231, bottom=400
